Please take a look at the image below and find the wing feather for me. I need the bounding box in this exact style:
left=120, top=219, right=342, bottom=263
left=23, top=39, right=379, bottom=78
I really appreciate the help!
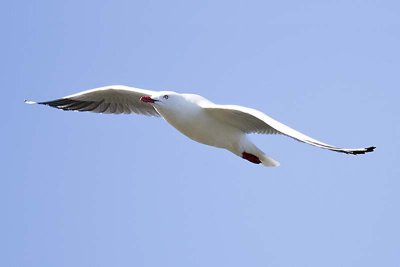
left=204, top=104, right=375, bottom=155
left=29, top=85, right=160, bottom=116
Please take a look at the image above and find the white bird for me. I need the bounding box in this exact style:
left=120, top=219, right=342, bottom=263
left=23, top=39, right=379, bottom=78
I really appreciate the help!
left=25, top=85, right=375, bottom=167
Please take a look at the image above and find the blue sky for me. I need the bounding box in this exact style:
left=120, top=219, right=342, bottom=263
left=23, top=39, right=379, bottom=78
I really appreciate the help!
left=2, top=0, right=399, bottom=266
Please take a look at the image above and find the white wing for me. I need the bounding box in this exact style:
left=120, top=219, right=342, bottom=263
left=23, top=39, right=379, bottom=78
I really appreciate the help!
left=203, top=104, right=375, bottom=155
left=26, top=85, right=160, bottom=116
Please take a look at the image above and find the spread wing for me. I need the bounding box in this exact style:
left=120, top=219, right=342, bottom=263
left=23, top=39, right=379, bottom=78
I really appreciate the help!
left=25, top=85, right=160, bottom=116
left=203, top=104, right=375, bottom=155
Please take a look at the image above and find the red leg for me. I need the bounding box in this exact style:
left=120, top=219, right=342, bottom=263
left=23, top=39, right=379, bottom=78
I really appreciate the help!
left=242, top=152, right=262, bottom=164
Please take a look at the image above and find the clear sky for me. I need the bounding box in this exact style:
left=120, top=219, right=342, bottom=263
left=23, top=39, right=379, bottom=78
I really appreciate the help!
left=2, top=0, right=399, bottom=266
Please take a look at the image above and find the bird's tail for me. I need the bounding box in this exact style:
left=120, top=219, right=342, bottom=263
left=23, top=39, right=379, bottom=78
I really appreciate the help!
left=259, top=153, right=280, bottom=167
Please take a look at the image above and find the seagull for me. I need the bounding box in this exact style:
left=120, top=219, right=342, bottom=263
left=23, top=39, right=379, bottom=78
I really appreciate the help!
left=25, top=85, right=375, bottom=167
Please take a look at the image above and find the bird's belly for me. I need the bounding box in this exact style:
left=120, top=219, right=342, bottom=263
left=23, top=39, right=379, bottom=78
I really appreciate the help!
left=163, top=113, right=239, bottom=149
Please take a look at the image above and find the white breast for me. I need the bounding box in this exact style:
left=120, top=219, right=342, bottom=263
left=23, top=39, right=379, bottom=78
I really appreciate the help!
left=156, top=103, right=241, bottom=150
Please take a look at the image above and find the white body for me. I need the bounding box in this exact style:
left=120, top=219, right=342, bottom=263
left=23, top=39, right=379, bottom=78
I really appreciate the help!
left=26, top=85, right=375, bottom=167
left=154, top=93, right=279, bottom=166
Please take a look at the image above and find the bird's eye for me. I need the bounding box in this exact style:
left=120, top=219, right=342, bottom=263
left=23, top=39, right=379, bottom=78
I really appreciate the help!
left=163, top=95, right=169, bottom=100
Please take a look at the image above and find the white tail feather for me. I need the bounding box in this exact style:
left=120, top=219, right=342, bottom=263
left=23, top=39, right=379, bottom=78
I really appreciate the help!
left=260, top=154, right=280, bottom=167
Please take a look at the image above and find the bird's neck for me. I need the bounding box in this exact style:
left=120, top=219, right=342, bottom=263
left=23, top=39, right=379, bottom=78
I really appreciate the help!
left=156, top=102, right=202, bottom=129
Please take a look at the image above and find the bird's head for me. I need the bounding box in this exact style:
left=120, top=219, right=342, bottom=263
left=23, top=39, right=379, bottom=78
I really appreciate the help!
left=140, top=91, right=186, bottom=111
left=140, top=91, right=178, bottom=104
left=140, top=91, right=204, bottom=117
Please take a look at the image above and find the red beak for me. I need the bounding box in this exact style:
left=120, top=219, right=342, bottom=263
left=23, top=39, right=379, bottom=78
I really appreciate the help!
left=140, top=95, right=156, bottom=103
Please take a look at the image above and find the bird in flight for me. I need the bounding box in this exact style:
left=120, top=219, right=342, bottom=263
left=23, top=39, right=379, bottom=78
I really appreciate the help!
left=26, top=85, right=375, bottom=167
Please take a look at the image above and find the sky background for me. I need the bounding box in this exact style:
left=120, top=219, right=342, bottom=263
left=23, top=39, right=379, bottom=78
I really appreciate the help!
left=2, top=0, right=399, bottom=266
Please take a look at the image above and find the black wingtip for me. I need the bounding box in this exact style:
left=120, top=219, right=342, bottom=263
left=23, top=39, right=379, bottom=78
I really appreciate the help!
left=350, top=146, right=376, bottom=155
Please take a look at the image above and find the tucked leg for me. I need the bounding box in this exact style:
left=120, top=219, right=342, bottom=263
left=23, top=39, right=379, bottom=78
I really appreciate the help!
left=242, top=152, right=262, bottom=164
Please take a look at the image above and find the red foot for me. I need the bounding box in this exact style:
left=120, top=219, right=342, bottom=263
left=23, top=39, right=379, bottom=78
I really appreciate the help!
left=242, top=152, right=262, bottom=164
